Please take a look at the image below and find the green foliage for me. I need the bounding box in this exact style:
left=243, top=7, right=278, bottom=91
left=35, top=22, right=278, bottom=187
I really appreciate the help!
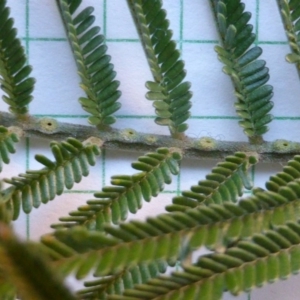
left=38, top=152, right=300, bottom=298
left=0, top=223, right=76, bottom=300
left=52, top=147, right=182, bottom=230
left=57, top=0, right=121, bottom=126
left=0, top=0, right=35, bottom=114
left=109, top=222, right=300, bottom=299
left=0, top=126, right=19, bottom=172
left=167, top=152, right=257, bottom=212
left=1, top=138, right=100, bottom=221
left=211, top=0, right=274, bottom=138
left=127, top=0, right=192, bottom=136
left=0, top=1, right=300, bottom=300
left=76, top=262, right=167, bottom=299
left=278, top=0, right=300, bottom=68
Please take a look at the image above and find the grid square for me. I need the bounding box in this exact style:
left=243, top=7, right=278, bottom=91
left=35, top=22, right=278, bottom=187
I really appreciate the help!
left=183, top=0, right=218, bottom=41
left=259, top=44, right=300, bottom=117
left=29, top=41, right=86, bottom=115
left=28, top=1, right=66, bottom=39
left=183, top=43, right=237, bottom=117
left=106, top=41, right=154, bottom=116
left=258, top=0, right=287, bottom=42
left=7, top=0, right=26, bottom=38
left=28, top=0, right=104, bottom=39
left=106, top=0, right=139, bottom=40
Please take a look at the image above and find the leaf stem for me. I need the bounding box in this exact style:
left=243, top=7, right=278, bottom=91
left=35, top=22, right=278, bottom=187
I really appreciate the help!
left=0, top=111, right=299, bottom=163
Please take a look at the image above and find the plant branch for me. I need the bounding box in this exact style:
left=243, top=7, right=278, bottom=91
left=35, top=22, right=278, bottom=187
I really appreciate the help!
left=0, top=111, right=299, bottom=163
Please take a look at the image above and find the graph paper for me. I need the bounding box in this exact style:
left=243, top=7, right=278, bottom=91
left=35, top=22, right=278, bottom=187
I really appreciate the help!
left=3, top=0, right=300, bottom=299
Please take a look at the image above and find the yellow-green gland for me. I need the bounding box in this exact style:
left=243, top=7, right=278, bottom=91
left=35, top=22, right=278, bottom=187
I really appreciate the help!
left=121, top=128, right=138, bottom=141
left=38, top=118, right=59, bottom=133
left=272, top=139, right=293, bottom=152
left=197, top=137, right=217, bottom=150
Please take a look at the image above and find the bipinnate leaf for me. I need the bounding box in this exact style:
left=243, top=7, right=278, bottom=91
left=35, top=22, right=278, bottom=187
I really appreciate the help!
left=277, top=0, right=300, bottom=71
left=56, top=0, right=121, bottom=126
left=127, top=0, right=192, bottom=136
left=41, top=154, right=300, bottom=286
left=76, top=262, right=167, bottom=299
left=211, top=0, right=274, bottom=139
left=108, top=222, right=300, bottom=299
left=52, top=147, right=182, bottom=230
left=0, top=1, right=35, bottom=114
left=167, top=152, right=257, bottom=212
left=1, top=138, right=100, bottom=221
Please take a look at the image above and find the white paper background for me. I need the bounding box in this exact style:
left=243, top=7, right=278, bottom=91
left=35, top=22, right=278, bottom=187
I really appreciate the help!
left=3, top=1, right=300, bottom=299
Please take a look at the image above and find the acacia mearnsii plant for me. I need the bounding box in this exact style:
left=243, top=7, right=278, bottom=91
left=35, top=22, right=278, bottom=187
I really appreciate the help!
left=1, top=0, right=300, bottom=299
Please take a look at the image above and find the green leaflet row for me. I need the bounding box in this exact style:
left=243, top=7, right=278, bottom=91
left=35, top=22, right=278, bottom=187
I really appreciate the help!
left=0, top=126, right=19, bottom=172
left=0, top=0, right=35, bottom=114
left=127, top=0, right=192, bottom=136
left=57, top=0, right=121, bottom=126
left=211, top=0, right=274, bottom=139
left=52, top=147, right=182, bottom=230
left=112, top=222, right=300, bottom=299
left=167, top=152, right=257, bottom=212
left=40, top=153, right=300, bottom=280
left=1, top=138, right=100, bottom=222
left=76, top=261, right=167, bottom=299
left=278, top=0, right=300, bottom=68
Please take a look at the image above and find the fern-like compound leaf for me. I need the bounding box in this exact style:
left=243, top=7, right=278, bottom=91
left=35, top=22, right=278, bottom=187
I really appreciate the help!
left=1, top=138, right=100, bottom=220
left=265, top=154, right=300, bottom=193
left=40, top=153, right=300, bottom=282
left=52, top=147, right=182, bottom=230
left=56, top=0, right=121, bottom=126
left=277, top=0, right=300, bottom=72
left=76, top=262, right=167, bottom=299
left=127, top=0, right=192, bottom=136
left=0, top=126, right=19, bottom=173
left=211, top=0, right=274, bottom=139
left=42, top=182, right=300, bottom=279
left=109, top=222, right=300, bottom=299
left=0, top=1, right=35, bottom=114
left=167, top=152, right=257, bottom=212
